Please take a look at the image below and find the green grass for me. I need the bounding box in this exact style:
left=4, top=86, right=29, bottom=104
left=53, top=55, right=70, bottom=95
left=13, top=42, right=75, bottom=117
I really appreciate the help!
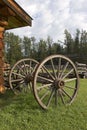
left=0, top=79, right=87, bottom=130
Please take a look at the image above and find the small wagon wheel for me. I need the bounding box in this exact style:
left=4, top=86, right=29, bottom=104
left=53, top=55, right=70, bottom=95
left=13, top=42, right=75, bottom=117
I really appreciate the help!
left=33, top=55, right=79, bottom=109
left=9, top=58, right=39, bottom=94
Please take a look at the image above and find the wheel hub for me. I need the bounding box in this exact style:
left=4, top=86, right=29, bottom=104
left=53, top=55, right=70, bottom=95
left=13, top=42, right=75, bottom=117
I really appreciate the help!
left=54, top=79, right=65, bottom=89
left=24, top=74, right=33, bottom=84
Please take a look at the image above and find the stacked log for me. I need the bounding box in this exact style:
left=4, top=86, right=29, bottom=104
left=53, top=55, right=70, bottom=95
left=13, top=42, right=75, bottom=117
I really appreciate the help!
left=0, top=26, right=5, bottom=93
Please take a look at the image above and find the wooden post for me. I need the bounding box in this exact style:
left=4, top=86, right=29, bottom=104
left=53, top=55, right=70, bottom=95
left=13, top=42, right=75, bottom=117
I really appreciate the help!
left=0, top=20, right=8, bottom=93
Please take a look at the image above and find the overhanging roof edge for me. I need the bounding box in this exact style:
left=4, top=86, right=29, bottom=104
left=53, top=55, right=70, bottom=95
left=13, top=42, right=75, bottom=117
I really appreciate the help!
left=2, top=0, right=33, bottom=26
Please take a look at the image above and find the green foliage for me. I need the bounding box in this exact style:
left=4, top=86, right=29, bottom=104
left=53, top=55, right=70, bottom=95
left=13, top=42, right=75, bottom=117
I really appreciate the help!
left=37, top=39, right=47, bottom=61
left=64, top=29, right=87, bottom=63
left=23, top=36, right=31, bottom=57
left=0, top=79, right=87, bottom=130
left=64, top=29, right=74, bottom=54
left=4, top=32, right=23, bottom=65
left=4, top=29, right=87, bottom=65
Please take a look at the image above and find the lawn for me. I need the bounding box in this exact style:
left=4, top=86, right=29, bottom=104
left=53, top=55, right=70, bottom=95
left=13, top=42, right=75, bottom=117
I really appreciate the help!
left=0, top=79, right=87, bottom=130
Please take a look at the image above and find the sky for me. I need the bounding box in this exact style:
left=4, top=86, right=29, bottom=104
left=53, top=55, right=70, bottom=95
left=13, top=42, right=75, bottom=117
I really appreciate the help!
left=8, top=0, right=87, bottom=42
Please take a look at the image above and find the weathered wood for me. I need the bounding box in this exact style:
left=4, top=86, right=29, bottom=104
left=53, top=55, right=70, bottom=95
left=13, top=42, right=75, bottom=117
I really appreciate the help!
left=75, top=62, right=87, bottom=67
left=75, top=62, right=87, bottom=78
left=0, top=0, right=33, bottom=30
left=0, top=0, right=32, bottom=93
left=0, top=26, right=6, bottom=93
left=0, top=21, right=8, bottom=27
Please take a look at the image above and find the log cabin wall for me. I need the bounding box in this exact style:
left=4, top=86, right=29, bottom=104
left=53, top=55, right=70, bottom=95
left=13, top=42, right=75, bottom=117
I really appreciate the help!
left=0, top=26, right=5, bottom=93
left=0, top=0, right=32, bottom=93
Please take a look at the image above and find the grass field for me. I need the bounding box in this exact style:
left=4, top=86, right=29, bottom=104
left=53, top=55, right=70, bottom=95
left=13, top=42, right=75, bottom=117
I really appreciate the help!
left=0, top=79, right=87, bottom=130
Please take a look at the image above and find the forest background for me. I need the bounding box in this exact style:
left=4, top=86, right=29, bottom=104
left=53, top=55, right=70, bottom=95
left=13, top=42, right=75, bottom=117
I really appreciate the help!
left=4, top=29, right=87, bottom=66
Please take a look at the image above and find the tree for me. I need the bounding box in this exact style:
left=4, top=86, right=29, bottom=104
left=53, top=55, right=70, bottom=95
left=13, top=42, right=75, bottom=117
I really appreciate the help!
left=51, top=42, right=63, bottom=55
left=73, top=29, right=80, bottom=55
left=30, top=37, right=37, bottom=59
left=4, top=32, right=22, bottom=65
left=37, top=39, right=47, bottom=61
left=64, top=29, right=74, bottom=55
left=23, top=36, right=31, bottom=57
left=79, top=30, right=87, bottom=63
left=46, top=36, right=53, bottom=55
left=4, top=29, right=87, bottom=65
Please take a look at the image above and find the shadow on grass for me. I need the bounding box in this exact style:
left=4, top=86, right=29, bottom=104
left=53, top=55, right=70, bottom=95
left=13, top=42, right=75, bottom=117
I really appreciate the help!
left=0, top=90, right=15, bottom=108
left=0, top=90, right=42, bottom=111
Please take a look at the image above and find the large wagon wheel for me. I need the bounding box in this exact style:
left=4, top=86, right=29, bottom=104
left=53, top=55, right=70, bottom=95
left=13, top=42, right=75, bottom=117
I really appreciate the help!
left=33, top=55, right=79, bottom=109
left=9, top=58, right=38, bottom=94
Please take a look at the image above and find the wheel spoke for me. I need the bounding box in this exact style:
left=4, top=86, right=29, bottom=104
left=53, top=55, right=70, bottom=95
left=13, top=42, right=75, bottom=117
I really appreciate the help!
left=28, top=82, right=33, bottom=91
left=32, top=64, right=38, bottom=75
left=43, top=66, right=55, bottom=80
left=17, top=64, right=26, bottom=76
left=11, top=78, right=23, bottom=83
left=62, top=69, right=74, bottom=79
left=41, top=90, right=50, bottom=101
left=57, top=57, right=61, bottom=78
left=13, top=85, right=21, bottom=90
left=37, top=83, right=52, bottom=91
left=37, top=75, right=54, bottom=83
left=64, top=78, right=77, bottom=83
left=62, top=89, right=72, bottom=100
left=22, top=61, right=28, bottom=75
left=26, top=66, right=30, bottom=74
left=65, top=85, right=76, bottom=90
left=26, top=60, right=33, bottom=74
left=23, top=83, right=29, bottom=92
left=47, top=89, right=55, bottom=107
left=13, top=82, right=25, bottom=91
left=59, top=91, right=65, bottom=104
left=51, top=59, right=57, bottom=79
left=12, top=72, right=25, bottom=78
left=60, top=62, right=69, bottom=78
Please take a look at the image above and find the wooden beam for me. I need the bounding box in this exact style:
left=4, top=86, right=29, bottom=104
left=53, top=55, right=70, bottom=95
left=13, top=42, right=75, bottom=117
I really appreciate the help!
left=0, top=20, right=8, bottom=26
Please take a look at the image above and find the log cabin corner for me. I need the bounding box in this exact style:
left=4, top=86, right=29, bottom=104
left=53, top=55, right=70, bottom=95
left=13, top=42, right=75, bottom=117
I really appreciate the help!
left=0, top=0, right=32, bottom=93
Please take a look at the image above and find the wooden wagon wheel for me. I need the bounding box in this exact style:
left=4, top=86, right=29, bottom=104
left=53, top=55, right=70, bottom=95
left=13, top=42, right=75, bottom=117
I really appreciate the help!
left=33, top=55, right=79, bottom=109
left=9, top=58, right=38, bottom=94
